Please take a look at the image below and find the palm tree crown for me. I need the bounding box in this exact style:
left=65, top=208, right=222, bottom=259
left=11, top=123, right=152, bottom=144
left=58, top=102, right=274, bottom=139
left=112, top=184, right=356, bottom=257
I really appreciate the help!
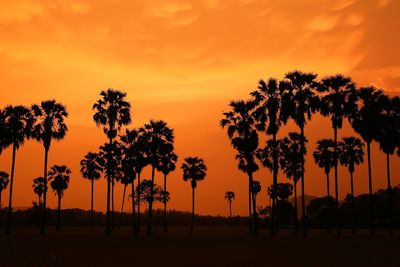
left=3, top=105, right=33, bottom=149
left=225, top=191, right=235, bottom=202
left=80, top=152, right=103, bottom=181
left=182, top=157, right=207, bottom=188
left=338, top=137, right=364, bottom=174
left=313, top=139, right=335, bottom=175
left=32, top=177, right=46, bottom=199
left=49, top=165, right=71, bottom=197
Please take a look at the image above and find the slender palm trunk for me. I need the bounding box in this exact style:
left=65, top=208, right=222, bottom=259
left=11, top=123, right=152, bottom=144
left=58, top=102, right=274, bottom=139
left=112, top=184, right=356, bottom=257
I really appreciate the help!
left=249, top=171, right=258, bottom=236
left=56, top=194, right=61, bottom=232
left=137, top=172, right=141, bottom=233
left=5, top=143, right=16, bottom=235
left=350, top=171, right=356, bottom=235
left=0, top=190, right=2, bottom=210
left=271, top=133, right=278, bottom=237
left=118, top=184, right=127, bottom=230
left=248, top=178, right=253, bottom=234
left=300, top=127, right=307, bottom=238
left=163, top=174, right=168, bottom=234
left=367, top=142, right=375, bottom=236
left=386, top=153, right=393, bottom=237
left=326, top=172, right=331, bottom=234
left=146, top=165, right=156, bottom=236
left=333, top=126, right=340, bottom=237
left=40, top=147, right=49, bottom=235
left=293, top=180, right=299, bottom=234
left=90, top=179, right=94, bottom=232
left=131, top=180, right=137, bottom=236
left=190, top=185, right=195, bottom=233
left=106, top=137, right=112, bottom=236
left=111, top=177, right=115, bottom=230
left=229, top=200, right=232, bottom=218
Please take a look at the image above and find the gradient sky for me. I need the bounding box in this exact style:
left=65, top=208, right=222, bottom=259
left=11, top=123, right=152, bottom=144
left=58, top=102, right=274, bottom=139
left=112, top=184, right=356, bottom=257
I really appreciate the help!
left=0, top=0, right=399, bottom=216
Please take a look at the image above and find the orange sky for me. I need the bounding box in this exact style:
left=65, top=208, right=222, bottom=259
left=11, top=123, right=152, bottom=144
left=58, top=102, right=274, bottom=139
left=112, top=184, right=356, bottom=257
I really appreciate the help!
left=0, top=0, right=400, bottom=216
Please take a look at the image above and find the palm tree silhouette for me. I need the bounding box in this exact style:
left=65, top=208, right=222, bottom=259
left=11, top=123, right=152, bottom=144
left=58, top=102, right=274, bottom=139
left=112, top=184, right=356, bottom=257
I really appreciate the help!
left=3, top=105, right=33, bottom=235
left=80, top=152, right=103, bottom=232
left=139, top=120, right=174, bottom=236
left=221, top=99, right=260, bottom=235
left=31, top=100, right=68, bottom=235
left=338, top=137, right=364, bottom=234
left=120, top=129, right=149, bottom=234
left=156, top=150, right=178, bottom=234
left=251, top=180, right=261, bottom=218
left=377, top=95, right=399, bottom=236
left=349, top=86, right=386, bottom=236
left=32, top=177, right=46, bottom=208
left=251, top=78, right=283, bottom=236
left=318, top=74, right=357, bottom=237
left=280, top=132, right=307, bottom=234
left=0, top=108, right=12, bottom=167
left=93, top=89, right=131, bottom=235
left=280, top=71, right=319, bottom=237
left=0, top=171, right=9, bottom=210
left=313, top=139, right=335, bottom=234
left=48, top=165, right=71, bottom=232
left=224, top=191, right=235, bottom=219
left=99, top=141, right=122, bottom=231
left=182, top=157, right=207, bottom=233
left=119, top=156, right=135, bottom=232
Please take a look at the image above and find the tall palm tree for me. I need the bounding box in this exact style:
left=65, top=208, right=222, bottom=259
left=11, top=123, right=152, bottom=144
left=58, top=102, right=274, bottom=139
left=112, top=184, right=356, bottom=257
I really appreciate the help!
left=3, top=105, right=33, bottom=235
left=80, top=152, right=103, bottom=232
left=0, top=108, right=11, bottom=167
left=156, top=150, right=178, bottom=234
left=280, top=71, right=319, bottom=237
left=93, top=89, right=131, bottom=235
left=377, top=95, right=399, bottom=236
left=32, top=177, right=46, bottom=208
left=119, top=156, right=135, bottom=232
left=0, top=171, right=9, bottom=210
left=48, top=165, right=71, bottom=232
left=221, top=99, right=260, bottom=235
left=313, top=139, right=335, bottom=234
left=251, top=180, right=261, bottom=214
left=182, top=157, right=207, bottom=233
left=139, top=120, right=174, bottom=236
left=99, top=141, right=122, bottom=231
left=338, top=137, right=364, bottom=234
left=318, top=74, right=357, bottom=237
left=280, top=132, right=307, bottom=234
left=251, top=78, right=283, bottom=236
left=349, top=86, right=386, bottom=236
left=120, top=129, right=148, bottom=234
left=224, top=191, right=235, bottom=219
left=256, top=138, right=283, bottom=235
left=31, top=100, right=68, bottom=235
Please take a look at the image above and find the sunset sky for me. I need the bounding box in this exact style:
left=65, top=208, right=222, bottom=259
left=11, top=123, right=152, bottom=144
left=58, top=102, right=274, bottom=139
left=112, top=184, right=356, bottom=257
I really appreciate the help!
left=1, top=0, right=399, bottom=216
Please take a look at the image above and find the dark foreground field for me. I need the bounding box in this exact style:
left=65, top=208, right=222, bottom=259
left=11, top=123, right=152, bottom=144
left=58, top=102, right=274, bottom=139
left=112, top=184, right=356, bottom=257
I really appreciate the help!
left=0, top=227, right=399, bottom=267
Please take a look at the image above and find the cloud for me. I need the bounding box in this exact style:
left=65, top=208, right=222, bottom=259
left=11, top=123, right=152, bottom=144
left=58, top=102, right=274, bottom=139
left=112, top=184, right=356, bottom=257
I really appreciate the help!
left=146, top=1, right=193, bottom=18
left=0, top=1, right=45, bottom=24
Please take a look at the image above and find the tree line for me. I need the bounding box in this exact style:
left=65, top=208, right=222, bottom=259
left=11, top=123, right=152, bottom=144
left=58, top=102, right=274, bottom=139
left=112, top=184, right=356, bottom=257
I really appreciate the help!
left=221, top=70, right=400, bottom=238
left=0, top=89, right=207, bottom=236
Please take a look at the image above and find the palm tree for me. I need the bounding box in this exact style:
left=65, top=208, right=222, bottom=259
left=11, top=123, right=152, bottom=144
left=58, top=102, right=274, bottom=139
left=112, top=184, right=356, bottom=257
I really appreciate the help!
left=139, top=120, right=174, bottom=236
left=93, top=89, right=131, bottom=235
left=377, top=95, right=399, bottom=236
left=120, top=129, right=148, bottom=234
left=251, top=180, right=261, bottom=214
left=99, top=141, right=122, bottom=231
left=157, top=150, right=178, bottom=234
left=48, top=165, right=71, bottom=232
left=318, top=74, right=357, bottom=237
left=280, top=132, right=307, bottom=234
left=338, top=137, right=364, bottom=234
left=224, top=191, right=235, bottom=219
left=251, top=78, right=283, bottom=236
left=256, top=138, right=283, bottom=235
left=0, top=108, right=11, bottom=167
left=80, top=152, right=103, bottom=232
left=280, top=71, right=319, bottom=237
left=119, top=156, right=135, bottom=232
left=349, top=86, right=386, bottom=236
left=32, top=177, right=46, bottom=208
left=0, top=171, right=9, bottom=210
left=182, top=157, right=207, bottom=233
left=313, top=139, right=335, bottom=234
left=3, top=105, right=33, bottom=235
left=221, top=99, right=260, bottom=235
left=31, top=100, right=68, bottom=235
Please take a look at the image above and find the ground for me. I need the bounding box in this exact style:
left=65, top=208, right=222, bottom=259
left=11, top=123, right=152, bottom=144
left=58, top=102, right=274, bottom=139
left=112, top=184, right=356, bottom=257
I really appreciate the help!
left=0, top=227, right=398, bottom=267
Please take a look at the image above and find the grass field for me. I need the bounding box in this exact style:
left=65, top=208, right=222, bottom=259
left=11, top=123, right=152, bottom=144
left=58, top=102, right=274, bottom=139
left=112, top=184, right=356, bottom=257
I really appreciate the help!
left=0, top=227, right=399, bottom=267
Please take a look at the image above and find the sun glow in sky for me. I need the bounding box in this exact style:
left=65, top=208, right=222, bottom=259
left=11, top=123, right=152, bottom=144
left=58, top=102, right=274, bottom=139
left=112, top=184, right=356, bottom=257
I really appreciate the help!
left=1, top=0, right=400, bottom=215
